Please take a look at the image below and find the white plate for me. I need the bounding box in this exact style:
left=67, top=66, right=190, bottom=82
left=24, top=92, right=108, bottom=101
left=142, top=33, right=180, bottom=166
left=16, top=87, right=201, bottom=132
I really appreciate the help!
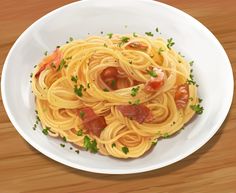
left=1, top=0, right=234, bottom=174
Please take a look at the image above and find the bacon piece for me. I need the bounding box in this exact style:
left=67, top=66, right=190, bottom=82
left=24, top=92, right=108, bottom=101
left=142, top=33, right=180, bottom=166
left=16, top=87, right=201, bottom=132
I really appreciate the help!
left=126, top=42, right=148, bottom=50
left=117, top=104, right=153, bottom=123
left=35, top=48, right=62, bottom=78
left=144, top=68, right=165, bottom=92
left=174, top=83, right=189, bottom=109
left=77, top=107, right=107, bottom=137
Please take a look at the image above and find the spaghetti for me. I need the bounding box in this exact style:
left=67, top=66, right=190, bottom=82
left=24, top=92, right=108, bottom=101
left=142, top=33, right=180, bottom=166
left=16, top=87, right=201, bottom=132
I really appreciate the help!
left=31, top=34, right=201, bottom=158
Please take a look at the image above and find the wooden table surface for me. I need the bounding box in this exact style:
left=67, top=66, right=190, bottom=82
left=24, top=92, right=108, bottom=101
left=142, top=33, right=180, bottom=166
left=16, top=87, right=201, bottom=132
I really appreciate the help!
left=0, top=0, right=236, bottom=192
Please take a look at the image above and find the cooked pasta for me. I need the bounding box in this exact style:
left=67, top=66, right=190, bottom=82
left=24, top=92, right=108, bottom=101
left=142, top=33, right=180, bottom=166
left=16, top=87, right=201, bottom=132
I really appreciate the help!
left=31, top=33, right=201, bottom=158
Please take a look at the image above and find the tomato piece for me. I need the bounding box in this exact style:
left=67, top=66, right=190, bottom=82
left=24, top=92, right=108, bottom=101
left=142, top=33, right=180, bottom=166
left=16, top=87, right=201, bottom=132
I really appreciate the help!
left=126, top=42, right=148, bottom=50
left=117, top=104, right=152, bottom=123
left=174, top=83, right=189, bottom=109
left=35, top=49, right=62, bottom=78
left=101, top=67, right=118, bottom=79
left=144, top=69, right=164, bottom=92
left=77, top=107, right=107, bottom=137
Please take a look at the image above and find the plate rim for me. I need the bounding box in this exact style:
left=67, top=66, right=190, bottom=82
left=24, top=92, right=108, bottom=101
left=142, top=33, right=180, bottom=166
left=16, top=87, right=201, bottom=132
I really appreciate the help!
left=1, top=0, right=234, bottom=174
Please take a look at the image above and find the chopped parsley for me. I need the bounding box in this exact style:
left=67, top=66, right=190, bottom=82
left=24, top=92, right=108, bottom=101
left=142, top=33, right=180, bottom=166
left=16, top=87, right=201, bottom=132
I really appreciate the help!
left=77, top=129, right=83, bottom=136
left=60, top=143, right=65, bottom=147
left=158, top=47, right=164, bottom=54
left=152, top=140, right=157, bottom=145
left=189, top=61, right=194, bottom=66
left=74, top=85, right=84, bottom=97
left=87, top=83, right=90, bottom=88
left=62, top=136, right=67, bottom=142
left=42, top=127, right=50, bottom=135
left=79, top=111, right=85, bottom=118
left=57, top=59, right=66, bottom=71
left=186, top=73, right=196, bottom=85
left=112, top=143, right=116, bottom=148
left=103, top=43, right=108, bottom=47
left=111, top=79, right=116, bottom=88
left=128, top=99, right=140, bottom=105
left=134, top=99, right=140, bottom=105
left=69, top=37, right=73, bottom=42
left=198, top=98, right=203, bottom=103
left=71, top=75, right=78, bottom=83
left=119, top=36, right=130, bottom=46
left=163, top=132, right=170, bottom=138
left=75, top=150, right=80, bottom=154
left=167, top=38, right=175, bottom=49
left=44, top=51, right=48, bottom=56
left=66, top=56, right=72, bottom=60
left=83, top=136, right=99, bottom=153
left=145, top=32, right=154, bottom=37
left=56, top=46, right=60, bottom=48
left=103, top=88, right=109, bottom=92
left=131, top=86, right=140, bottom=97
left=30, top=73, right=33, bottom=78
left=122, top=146, right=129, bottom=154
left=190, top=104, right=204, bottom=114
left=101, top=31, right=103, bottom=34
left=155, top=27, right=159, bottom=32
left=147, top=70, right=157, bottom=77
left=107, top=33, right=113, bottom=38
left=133, top=32, right=138, bottom=37
left=178, top=52, right=185, bottom=58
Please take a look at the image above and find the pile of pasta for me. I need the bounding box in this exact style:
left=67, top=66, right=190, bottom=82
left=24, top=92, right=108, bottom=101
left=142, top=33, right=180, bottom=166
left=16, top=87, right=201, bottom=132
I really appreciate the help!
left=31, top=34, right=199, bottom=158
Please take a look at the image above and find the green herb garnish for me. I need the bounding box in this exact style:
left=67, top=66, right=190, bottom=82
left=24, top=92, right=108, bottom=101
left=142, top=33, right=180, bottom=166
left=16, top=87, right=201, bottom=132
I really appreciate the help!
left=79, top=111, right=85, bottom=118
left=62, top=136, right=67, bottom=142
left=131, top=86, right=140, bottom=97
left=103, top=88, right=109, bottom=92
left=189, top=61, right=194, bottom=66
left=163, top=132, right=170, bottom=138
left=69, top=37, right=73, bottom=42
left=107, top=33, right=113, bottom=39
left=147, top=70, right=157, bottom=77
left=111, top=79, right=116, bottom=88
left=167, top=38, right=175, bottom=49
left=121, top=146, right=129, bottom=154
left=44, top=51, right=48, bottom=56
left=42, top=127, right=50, bottom=135
left=83, top=136, right=99, bottom=153
left=119, top=36, right=130, bottom=46
left=71, top=75, right=78, bottom=83
left=155, top=27, right=159, bottom=32
left=190, top=104, right=204, bottom=114
left=60, top=143, right=65, bottom=147
left=57, top=59, right=66, bottom=71
left=133, top=32, right=138, bottom=37
left=158, top=47, right=164, bottom=54
left=74, top=85, right=84, bottom=97
left=134, top=99, right=140, bottom=105
left=77, top=129, right=83, bottom=136
left=145, top=32, right=154, bottom=36
left=112, top=143, right=116, bottom=148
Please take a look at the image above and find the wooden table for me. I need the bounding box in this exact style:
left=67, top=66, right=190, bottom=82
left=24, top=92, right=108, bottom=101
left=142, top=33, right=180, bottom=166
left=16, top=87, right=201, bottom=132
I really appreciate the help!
left=0, top=0, right=235, bottom=192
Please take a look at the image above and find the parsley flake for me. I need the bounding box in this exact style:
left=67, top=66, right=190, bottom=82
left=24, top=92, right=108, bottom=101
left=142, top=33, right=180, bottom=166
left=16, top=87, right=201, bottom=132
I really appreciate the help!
left=163, top=133, right=170, bottom=138
left=57, top=59, right=66, bottom=71
left=83, top=136, right=99, bottom=153
left=71, top=75, right=78, bottom=83
left=133, top=32, right=138, bottom=37
left=74, top=85, right=84, bottom=97
left=190, top=104, right=204, bottom=114
left=145, top=32, right=154, bottom=36
left=44, top=51, right=48, bottom=56
left=122, top=146, right=129, bottom=154
left=79, top=111, right=85, bottom=118
left=42, top=127, right=50, bottom=135
left=60, top=143, right=65, bottom=147
left=147, top=70, right=157, bottom=77
left=131, top=86, right=140, bottom=97
left=112, top=143, right=116, bottom=148
left=167, top=38, right=175, bottom=49
left=77, top=129, right=83, bottom=136
left=107, top=33, right=113, bottom=38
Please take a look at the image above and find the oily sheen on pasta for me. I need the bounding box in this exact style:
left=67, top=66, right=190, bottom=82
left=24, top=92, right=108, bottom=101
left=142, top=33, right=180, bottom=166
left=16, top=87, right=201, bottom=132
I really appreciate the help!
left=31, top=34, right=199, bottom=158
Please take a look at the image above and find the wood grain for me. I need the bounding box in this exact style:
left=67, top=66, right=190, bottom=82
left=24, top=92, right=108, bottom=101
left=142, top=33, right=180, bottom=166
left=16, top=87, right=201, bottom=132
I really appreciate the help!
left=0, top=0, right=236, bottom=192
